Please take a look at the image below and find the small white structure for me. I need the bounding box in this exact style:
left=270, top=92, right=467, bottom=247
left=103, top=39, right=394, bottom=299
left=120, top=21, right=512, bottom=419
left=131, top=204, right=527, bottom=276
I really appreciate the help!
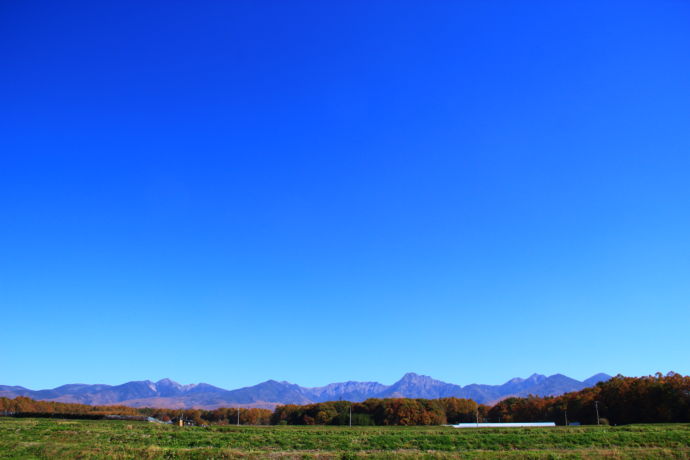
left=451, top=422, right=556, bottom=428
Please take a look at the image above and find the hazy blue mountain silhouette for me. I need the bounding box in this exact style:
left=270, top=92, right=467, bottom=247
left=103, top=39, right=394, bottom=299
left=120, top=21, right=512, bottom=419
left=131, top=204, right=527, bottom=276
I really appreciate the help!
left=0, top=372, right=611, bottom=409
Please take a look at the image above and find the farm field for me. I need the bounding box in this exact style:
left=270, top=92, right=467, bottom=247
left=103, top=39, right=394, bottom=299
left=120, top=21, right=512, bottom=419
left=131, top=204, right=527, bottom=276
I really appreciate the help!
left=1, top=418, right=689, bottom=459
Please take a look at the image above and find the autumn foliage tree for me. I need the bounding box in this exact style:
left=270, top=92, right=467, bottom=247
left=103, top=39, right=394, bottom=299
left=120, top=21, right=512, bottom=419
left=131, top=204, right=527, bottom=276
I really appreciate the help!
left=487, top=372, right=690, bottom=425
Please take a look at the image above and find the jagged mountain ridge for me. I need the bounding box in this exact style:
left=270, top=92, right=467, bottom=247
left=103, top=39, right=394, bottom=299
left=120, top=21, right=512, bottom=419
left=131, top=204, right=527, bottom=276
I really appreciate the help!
left=0, top=372, right=611, bottom=409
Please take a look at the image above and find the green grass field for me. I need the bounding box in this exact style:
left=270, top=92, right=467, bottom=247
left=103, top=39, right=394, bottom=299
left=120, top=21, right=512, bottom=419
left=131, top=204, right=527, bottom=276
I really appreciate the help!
left=1, top=418, right=689, bottom=459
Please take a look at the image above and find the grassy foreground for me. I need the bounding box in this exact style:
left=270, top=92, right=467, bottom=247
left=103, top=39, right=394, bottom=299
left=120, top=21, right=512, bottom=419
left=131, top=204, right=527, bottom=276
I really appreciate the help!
left=1, top=418, right=689, bottom=459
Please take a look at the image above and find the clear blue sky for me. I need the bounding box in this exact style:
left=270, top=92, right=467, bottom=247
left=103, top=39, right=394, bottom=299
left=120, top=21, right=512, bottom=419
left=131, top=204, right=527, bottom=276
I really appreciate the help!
left=2, top=1, right=690, bottom=390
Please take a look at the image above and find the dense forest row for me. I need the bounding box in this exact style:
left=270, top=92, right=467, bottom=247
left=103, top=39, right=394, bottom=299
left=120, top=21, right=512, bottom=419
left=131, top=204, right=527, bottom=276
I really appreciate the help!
left=1, top=373, right=688, bottom=426
left=489, top=372, right=690, bottom=426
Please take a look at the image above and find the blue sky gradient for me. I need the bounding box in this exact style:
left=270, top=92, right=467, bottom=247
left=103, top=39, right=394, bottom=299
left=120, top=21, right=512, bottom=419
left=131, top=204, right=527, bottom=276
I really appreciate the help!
left=2, top=1, right=690, bottom=389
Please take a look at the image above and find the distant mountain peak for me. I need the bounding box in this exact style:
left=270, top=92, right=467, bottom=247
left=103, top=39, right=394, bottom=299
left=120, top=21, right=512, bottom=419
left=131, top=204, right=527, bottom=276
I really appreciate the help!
left=400, top=372, right=420, bottom=381
left=583, top=373, right=612, bottom=386
left=154, top=378, right=200, bottom=393
left=399, top=372, right=438, bottom=382
left=587, top=372, right=611, bottom=380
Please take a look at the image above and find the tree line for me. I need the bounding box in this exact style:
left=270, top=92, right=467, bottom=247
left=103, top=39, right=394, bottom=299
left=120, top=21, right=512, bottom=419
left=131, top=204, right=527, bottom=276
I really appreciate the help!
left=271, top=397, right=480, bottom=426
left=0, top=397, right=272, bottom=426
left=487, top=372, right=690, bottom=425
left=1, top=373, right=687, bottom=426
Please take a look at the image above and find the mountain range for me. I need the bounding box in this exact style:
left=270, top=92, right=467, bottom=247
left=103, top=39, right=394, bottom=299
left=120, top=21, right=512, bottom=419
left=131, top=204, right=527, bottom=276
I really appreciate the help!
left=0, top=372, right=611, bottom=409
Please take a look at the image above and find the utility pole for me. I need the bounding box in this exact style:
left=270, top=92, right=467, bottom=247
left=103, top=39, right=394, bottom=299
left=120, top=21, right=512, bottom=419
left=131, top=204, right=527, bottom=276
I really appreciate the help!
left=476, top=408, right=479, bottom=427
left=564, top=410, right=568, bottom=427
left=594, top=401, right=600, bottom=425
left=349, top=404, right=352, bottom=428
left=237, top=407, right=240, bottom=426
